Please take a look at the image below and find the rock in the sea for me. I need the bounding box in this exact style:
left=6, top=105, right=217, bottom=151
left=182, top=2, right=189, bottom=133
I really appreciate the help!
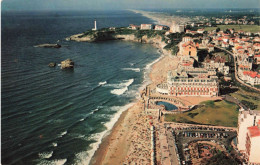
left=34, top=43, right=61, bottom=48
left=61, top=59, right=74, bottom=69
left=48, top=62, right=56, bottom=67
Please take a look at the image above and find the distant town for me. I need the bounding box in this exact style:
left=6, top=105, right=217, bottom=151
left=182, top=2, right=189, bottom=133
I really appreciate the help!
left=68, top=13, right=260, bottom=165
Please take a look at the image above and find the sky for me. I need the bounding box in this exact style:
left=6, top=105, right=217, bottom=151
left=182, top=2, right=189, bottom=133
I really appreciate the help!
left=2, top=0, right=260, bottom=11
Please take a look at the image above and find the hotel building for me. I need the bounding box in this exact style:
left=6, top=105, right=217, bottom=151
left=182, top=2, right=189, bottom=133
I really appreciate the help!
left=166, top=70, right=219, bottom=97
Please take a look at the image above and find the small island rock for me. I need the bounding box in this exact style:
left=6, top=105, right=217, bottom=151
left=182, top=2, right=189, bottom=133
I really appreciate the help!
left=61, top=59, right=74, bottom=69
left=34, top=43, right=61, bottom=48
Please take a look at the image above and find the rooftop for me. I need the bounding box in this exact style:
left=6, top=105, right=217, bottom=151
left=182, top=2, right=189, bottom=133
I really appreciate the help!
left=247, top=120, right=260, bottom=138
left=243, top=71, right=260, bottom=78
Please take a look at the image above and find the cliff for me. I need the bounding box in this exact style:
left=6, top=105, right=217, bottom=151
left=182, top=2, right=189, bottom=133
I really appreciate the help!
left=66, top=28, right=172, bottom=56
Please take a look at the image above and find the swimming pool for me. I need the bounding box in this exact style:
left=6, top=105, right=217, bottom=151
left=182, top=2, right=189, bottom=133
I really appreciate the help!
left=156, top=101, right=178, bottom=111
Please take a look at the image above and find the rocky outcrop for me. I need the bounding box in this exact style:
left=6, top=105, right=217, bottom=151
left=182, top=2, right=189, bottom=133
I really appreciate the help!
left=34, top=43, right=61, bottom=48
left=66, top=33, right=95, bottom=42
left=48, top=62, right=56, bottom=67
left=66, top=30, right=173, bottom=56
left=114, top=34, right=141, bottom=42
left=61, top=59, right=74, bottom=69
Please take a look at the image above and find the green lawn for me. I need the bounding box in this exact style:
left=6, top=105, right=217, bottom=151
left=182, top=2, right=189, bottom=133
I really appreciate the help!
left=164, top=100, right=239, bottom=127
left=204, top=25, right=260, bottom=33
left=230, top=88, right=260, bottom=110
left=213, top=52, right=230, bottom=61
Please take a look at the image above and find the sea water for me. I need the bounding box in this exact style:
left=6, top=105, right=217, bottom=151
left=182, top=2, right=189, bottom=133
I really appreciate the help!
left=1, top=10, right=160, bottom=164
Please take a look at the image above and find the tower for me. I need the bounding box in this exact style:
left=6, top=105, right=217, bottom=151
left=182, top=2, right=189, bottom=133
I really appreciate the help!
left=92, top=20, right=97, bottom=31
left=94, top=20, right=97, bottom=30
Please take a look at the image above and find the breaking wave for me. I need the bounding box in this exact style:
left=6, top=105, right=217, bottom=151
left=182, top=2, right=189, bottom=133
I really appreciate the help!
left=110, top=79, right=134, bottom=95
left=122, top=68, right=140, bottom=72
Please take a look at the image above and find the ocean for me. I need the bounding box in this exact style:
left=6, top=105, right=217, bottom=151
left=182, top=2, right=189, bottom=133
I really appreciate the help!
left=1, top=10, right=160, bottom=165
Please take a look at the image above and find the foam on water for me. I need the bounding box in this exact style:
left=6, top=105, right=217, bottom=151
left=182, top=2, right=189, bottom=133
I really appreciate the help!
left=52, top=143, right=58, bottom=147
left=37, top=159, right=67, bottom=165
left=98, top=81, right=107, bottom=86
left=110, top=79, right=134, bottom=95
left=38, top=151, right=53, bottom=159
left=140, top=54, right=164, bottom=91
left=111, top=87, right=128, bottom=95
left=129, top=62, right=135, bottom=66
left=74, top=103, right=134, bottom=165
left=122, top=68, right=140, bottom=72
left=92, top=108, right=99, bottom=113
left=58, top=131, right=67, bottom=138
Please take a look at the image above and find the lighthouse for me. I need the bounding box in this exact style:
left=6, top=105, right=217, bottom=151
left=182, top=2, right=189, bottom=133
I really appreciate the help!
left=92, top=20, right=97, bottom=31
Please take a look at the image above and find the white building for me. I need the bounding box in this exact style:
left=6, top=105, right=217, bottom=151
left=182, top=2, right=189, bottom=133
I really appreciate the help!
left=160, top=69, right=219, bottom=97
left=170, top=24, right=184, bottom=33
left=154, top=25, right=168, bottom=30
left=245, top=120, right=260, bottom=164
left=129, top=24, right=140, bottom=30
left=241, top=71, right=260, bottom=86
left=182, top=36, right=193, bottom=43
left=141, top=24, right=153, bottom=30
left=237, top=110, right=260, bottom=152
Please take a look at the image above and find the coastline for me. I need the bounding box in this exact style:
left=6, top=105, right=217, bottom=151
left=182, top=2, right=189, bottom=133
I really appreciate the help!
left=89, top=42, right=168, bottom=165
left=88, top=10, right=180, bottom=165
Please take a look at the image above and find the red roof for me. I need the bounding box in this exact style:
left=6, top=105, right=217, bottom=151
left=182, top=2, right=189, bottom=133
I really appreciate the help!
left=239, top=65, right=250, bottom=69
left=182, top=41, right=196, bottom=48
left=248, top=123, right=260, bottom=138
left=236, top=46, right=244, bottom=50
left=182, top=61, right=193, bottom=66
left=255, top=54, right=260, bottom=58
left=243, top=71, right=260, bottom=78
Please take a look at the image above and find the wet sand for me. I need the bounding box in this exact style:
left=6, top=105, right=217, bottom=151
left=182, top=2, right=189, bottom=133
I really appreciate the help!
left=89, top=10, right=213, bottom=165
left=90, top=53, right=178, bottom=165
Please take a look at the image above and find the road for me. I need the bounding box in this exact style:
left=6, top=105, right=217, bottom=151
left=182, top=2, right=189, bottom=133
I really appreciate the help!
left=214, top=46, right=260, bottom=93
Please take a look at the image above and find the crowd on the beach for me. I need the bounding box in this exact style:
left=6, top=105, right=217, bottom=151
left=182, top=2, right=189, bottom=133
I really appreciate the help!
left=123, top=111, right=161, bottom=165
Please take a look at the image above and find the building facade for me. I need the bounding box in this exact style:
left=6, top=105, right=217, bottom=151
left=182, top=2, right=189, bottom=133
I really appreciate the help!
left=154, top=25, right=168, bottom=30
left=170, top=24, right=185, bottom=33
left=140, top=24, right=154, bottom=30
left=241, top=71, right=260, bottom=86
left=245, top=120, right=260, bottom=164
left=166, top=70, right=219, bottom=97
left=179, top=41, right=198, bottom=60
left=237, top=110, right=260, bottom=152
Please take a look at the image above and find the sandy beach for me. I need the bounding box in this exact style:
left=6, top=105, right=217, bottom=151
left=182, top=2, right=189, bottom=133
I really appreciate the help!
left=130, top=9, right=191, bottom=27
left=90, top=45, right=182, bottom=165
left=90, top=10, right=216, bottom=165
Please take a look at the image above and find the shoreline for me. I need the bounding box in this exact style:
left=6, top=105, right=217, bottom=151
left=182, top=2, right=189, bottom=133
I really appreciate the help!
left=89, top=41, right=168, bottom=165
left=88, top=10, right=180, bottom=165
left=87, top=10, right=191, bottom=165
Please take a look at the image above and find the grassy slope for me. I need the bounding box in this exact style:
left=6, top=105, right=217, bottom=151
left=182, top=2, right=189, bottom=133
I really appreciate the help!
left=230, top=88, right=260, bottom=110
left=204, top=25, right=260, bottom=33
left=165, top=100, right=239, bottom=127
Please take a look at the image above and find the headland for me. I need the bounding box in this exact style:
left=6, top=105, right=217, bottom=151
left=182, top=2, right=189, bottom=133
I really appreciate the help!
left=67, top=9, right=260, bottom=165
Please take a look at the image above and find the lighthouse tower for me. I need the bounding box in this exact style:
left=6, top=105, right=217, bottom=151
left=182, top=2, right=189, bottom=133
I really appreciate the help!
left=92, top=20, right=97, bottom=31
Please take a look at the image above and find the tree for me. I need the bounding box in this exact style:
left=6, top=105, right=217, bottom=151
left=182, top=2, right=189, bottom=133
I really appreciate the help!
left=172, top=46, right=179, bottom=55
left=216, top=27, right=221, bottom=32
